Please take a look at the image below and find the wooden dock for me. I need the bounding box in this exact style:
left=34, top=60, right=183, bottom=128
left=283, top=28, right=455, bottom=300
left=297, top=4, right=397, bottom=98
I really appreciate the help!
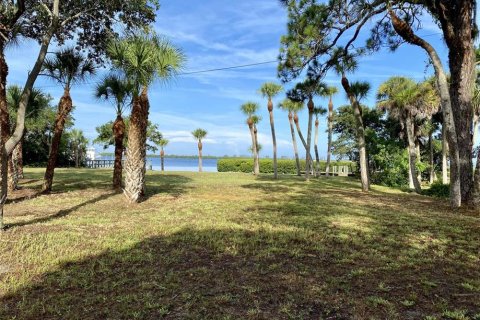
left=85, top=160, right=116, bottom=169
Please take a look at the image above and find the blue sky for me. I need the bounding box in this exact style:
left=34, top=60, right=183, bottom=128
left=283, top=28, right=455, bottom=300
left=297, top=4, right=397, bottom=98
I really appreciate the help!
left=6, top=1, right=451, bottom=158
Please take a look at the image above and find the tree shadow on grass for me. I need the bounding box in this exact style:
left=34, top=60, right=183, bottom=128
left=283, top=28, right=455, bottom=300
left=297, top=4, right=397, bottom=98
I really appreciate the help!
left=0, top=228, right=352, bottom=320
left=239, top=178, right=480, bottom=318
left=4, top=192, right=117, bottom=230
left=143, top=174, right=193, bottom=200
left=1, top=225, right=479, bottom=319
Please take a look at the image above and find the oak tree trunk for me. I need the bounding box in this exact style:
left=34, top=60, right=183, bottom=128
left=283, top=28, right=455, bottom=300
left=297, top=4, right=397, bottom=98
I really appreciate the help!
left=112, top=114, right=125, bottom=190
left=42, top=89, right=73, bottom=193
left=390, top=9, right=460, bottom=206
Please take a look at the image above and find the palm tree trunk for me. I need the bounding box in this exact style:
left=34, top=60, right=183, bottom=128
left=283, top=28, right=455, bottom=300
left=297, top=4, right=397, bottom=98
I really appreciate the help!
left=305, top=98, right=314, bottom=181
left=314, top=119, right=320, bottom=178
left=112, top=114, right=125, bottom=190
left=442, top=124, right=449, bottom=184
left=341, top=75, right=369, bottom=192
left=254, top=124, right=260, bottom=174
left=13, top=139, right=23, bottom=179
left=406, top=116, right=422, bottom=193
left=160, top=149, right=165, bottom=172
left=326, top=96, right=334, bottom=177
left=415, top=140, right=422, bottom=184
left=248, top=122, right=258, bottom=175
left=294, top=113, right=313, bottom=170
left=429, top=131, right=435, bottom=184
left=268, top=98, right=278, bottom=179
left=124, top=88, right=149, bottom=203
left=42, top=88, right=73, bottom=193
left=198, top=141, right=203, bottom=172
left=289, top=112, right=301, bottom=176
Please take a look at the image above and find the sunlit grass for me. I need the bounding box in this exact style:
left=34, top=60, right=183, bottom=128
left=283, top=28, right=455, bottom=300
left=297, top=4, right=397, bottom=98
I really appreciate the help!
left=0, top=168, right=479, bottom=319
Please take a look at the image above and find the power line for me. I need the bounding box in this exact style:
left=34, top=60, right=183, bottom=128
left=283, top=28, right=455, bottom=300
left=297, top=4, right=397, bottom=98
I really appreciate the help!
left=178, top=60, right=278, bottom=75
left=29, top=31, right=445, bottom=89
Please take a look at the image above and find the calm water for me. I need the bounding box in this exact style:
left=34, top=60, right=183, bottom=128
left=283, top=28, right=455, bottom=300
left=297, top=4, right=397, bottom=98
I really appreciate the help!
left=101, top=156, right=218, bottom=172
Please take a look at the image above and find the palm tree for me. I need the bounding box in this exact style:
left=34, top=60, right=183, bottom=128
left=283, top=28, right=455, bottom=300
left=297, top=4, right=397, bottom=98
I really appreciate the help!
left=95, top=74, right=132, bottom=190
left=377, top=77, right=439, bottom=193
left=69, top=129, right=88, bottom=168
left=259, top=82, right=283, bottom=179
left=313, top=106, right=327, bottom=177
left=323, top=86, right=338, bottom=177
left=108, top=33, right=185, bottom=203
left=192, top=129, right=207, bottom=172
left=158, top=139, right=169, bottom=172
left=7, top=86, right=51, bottom=183
left=252, top=114, right=262, bottom=173
left=278, top=98, right=303, bottom=176
left=40, top=47, right=95, bottom=193
left=240, top=102, right=260, bottom=175
left=334, top=55, right=370, bottom=191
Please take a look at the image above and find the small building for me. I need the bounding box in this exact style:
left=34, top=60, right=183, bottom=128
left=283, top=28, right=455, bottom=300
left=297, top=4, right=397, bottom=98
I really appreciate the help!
left=86, top=147, right=96, bottom=160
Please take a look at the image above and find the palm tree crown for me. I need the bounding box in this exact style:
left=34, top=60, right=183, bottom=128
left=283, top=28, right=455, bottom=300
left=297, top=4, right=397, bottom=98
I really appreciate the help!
left=259, top=82, right=283, bottom=99
left=107, top=33, right=186, bottom=95
left=240, top=102, right=260, bottom=117
left=278, top=98, right=304, bottom=113
left=42, top=47, right=96, bottom=89
left=95, top=74, right=133, bottom=116
left=192, top=128, right=207, bottom=141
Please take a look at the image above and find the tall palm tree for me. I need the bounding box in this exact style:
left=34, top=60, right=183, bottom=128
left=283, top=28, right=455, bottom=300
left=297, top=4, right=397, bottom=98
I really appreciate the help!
left=158, top=138, right=169, bottom=172
left=240, top=102, right=260, bottom=175
left=108, top=33, right=185, bottom=203
left=278, top=98, right=303, bottom=176
left=334, top=55, right=370, bottom=191
left=313, top=106, right=327, bottom=177
left=69, top=129, right=88, bottom=168
left=377, top=77, right=439, bottom=193
left=95, top=74, right=132, bottom=190
left=40, top=47, right=95, bottom=193
left=259, top=82, right=283, bottom=179
left=288, top=78, right=326, bottom=180
left=323, top=86, right=338, bottom=177
left=252, top=114, right=262, bottom=173
left=192, top=128, right=207, bottom=172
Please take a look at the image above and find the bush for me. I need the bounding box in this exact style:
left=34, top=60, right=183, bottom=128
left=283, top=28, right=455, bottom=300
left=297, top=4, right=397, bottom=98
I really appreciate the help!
left=217, top=158, right=355, bottom=175
left=423, top=181, right=450, bottom=198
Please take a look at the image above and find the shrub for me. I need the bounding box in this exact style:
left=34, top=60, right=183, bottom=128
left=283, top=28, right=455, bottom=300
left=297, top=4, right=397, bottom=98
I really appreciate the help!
left=423, top=181, right=449, bottom=198
left=217, top=158, right=355, bottom=175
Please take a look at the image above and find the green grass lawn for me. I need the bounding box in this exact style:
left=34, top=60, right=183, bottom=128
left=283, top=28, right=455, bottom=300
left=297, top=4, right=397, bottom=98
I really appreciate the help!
left=0, top=168, right=479, bottom=319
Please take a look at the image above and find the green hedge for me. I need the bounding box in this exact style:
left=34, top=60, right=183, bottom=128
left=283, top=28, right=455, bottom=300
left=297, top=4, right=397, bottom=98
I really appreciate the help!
left=217, top=158, right=355, bottom=174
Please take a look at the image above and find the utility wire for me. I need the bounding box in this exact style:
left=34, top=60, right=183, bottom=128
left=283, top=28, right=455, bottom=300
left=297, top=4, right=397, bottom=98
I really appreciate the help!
left=31, top=31, right=444, bottom=89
